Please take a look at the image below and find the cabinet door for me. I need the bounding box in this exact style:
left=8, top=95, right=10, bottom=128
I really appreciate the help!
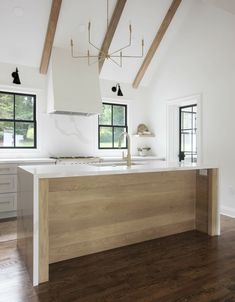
left=0, top=193, right=17, bottom=212
left=0, top=175, right=17, bottom=193
left=0, top=164, right=17, bottom=175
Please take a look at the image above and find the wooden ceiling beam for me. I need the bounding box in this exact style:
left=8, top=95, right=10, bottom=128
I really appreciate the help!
left=40, top=0, right=62, bottom=74
left=99, top=0, right=127, bottom=73
left=132, top=0, right=182, bottom=88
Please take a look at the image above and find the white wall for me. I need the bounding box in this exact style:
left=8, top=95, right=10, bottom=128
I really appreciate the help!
left=0, top=62, right=150, bottom=158
left=147, top=0, right=235, bottom=215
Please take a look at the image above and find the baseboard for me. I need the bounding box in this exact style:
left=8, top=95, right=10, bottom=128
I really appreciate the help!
left=221, top=206, right=235, bottom=218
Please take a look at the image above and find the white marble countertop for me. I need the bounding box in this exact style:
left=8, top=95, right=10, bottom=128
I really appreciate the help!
left=0, top=158, right=56, bottom=164
left=101, top=156, right=165, bottom=162
left=18, top=160, right=217, bottom=179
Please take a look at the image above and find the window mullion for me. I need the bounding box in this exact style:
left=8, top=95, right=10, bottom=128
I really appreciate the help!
left=13, top=94, right=16, bottom=147
left=111, top=105, right=114, bottom=148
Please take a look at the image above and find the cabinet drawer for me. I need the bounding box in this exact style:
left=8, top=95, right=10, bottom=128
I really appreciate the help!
left=0, top=193, right=16, bottom=212
left=0, top=175, right=17, bottom=193
left=0, top=164, right=17, bottom=175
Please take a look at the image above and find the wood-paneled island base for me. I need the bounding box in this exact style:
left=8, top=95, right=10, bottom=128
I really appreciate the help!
left=17, top=164, right=219, bottom=286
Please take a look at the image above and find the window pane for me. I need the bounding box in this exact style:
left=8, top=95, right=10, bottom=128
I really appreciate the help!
left=114, top=127, right=127, bottom=148
left=0, top=93, right=14, bottom=119
left=0, top=121, right=14, bottom=147
left=15, top=95, right=34, bottom=120
left=15, top=122, right=35, bottom=147
left=181, top=132, right=192, bottom=152
left=99, top=127, right=112, bottom=148
left=113, top=105, right=126, bottom=126
left=181, top=112, right=192, bottom=130
left=99, top=104, right=112, bottom=125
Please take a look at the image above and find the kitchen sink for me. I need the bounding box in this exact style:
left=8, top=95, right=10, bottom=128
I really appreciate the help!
left=91, top=161, right=147, bottom=167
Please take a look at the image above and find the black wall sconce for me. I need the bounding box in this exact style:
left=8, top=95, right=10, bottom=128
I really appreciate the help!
left=111, top=83, right=123, bottom=96
left=12, top=68, right=21, bottom=85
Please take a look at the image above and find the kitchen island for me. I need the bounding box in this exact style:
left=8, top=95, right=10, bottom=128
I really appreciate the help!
left=17, top=161, right=219, bottom=286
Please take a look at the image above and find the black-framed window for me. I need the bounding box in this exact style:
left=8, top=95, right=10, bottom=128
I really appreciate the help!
left=0, top=91, right=36, bottom=149
left=98, top=103, right=127, bottom=149
left=179, top=104, right=197, bottom=163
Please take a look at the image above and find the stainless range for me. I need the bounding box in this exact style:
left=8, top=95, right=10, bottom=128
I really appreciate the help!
left=51, top=156, right=101, bottom=165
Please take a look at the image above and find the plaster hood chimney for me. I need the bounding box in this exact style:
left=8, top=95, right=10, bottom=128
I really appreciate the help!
left=47, top=47, right=102, bottom=116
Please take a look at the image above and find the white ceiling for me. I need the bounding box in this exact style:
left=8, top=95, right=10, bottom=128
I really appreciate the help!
left=1, top=0, right=234, bottom=86
left=0, top=0, right=51, bottom=67
left=202, top=0, right=235, bottom=15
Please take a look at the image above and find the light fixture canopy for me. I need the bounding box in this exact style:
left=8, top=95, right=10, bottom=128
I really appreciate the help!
left=112, top=83, right=123, bottom=96
left=11, top=68, right=21, bottom=85
left=70, top=0, right=144, bottom=67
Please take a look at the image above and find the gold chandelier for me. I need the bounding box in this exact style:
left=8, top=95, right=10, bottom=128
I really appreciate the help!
left=70, top=0, right=144, bottom=67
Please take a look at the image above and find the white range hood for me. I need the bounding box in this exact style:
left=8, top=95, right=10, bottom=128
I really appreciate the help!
left=47, top=47, right=102, bottom=116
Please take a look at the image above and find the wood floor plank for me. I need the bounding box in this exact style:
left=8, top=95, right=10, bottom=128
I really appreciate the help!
left=0, top=215, right=235, bottom=301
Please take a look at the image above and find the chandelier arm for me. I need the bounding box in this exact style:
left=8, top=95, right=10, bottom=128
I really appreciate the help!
left=71, top=51, right=102, bottom=59
left=72, top=54, right=102, bottom=59
left=88, top=41, right=102, bottom=52
left=110, top=39, right=144, bottom=58
left=88, top=58, right=100, bottom=66
left=109, top=41, right=131, bottom=56
left=71, top=39, right=99, bottom=58
left=88, top=22, right=107, bottom=57
left=111, top=55, right=143, bottom=58
left=109, top=24, right=132, bottom=56
left=109, top=57, right=122, bottom=67
left=88, top=39, right=107, bottom=57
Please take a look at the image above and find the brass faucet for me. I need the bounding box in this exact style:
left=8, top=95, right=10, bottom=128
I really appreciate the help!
left=118, top=132, right=131, bottom=167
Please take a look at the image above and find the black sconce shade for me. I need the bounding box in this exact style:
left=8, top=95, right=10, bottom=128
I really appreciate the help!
left=12, top=68, right=21, bottom=85
left=111, top=83, right=123, bottom=96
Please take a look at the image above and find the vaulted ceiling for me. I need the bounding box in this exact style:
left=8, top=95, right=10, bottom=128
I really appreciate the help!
left=0, top=0, right=234, bottom=87
left=202, top=0, right=235, bottom=15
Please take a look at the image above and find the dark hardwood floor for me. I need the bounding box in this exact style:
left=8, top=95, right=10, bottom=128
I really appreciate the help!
left=1, top=216, right=235, bottom=302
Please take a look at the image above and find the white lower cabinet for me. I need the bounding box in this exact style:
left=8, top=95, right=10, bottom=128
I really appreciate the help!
left=0, top=193, right=17, bottom=212
left=0, top=160, right=55, bottom=219
left=0, top=175, right=17, bottom=194
left=0, top=164, right=17, bottom=175
left=0, top=164, right=17, bottom=218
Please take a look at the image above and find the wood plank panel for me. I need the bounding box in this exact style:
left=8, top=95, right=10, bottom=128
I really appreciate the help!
left=208, top=169, right=219, bottom=236
left=196, top=170, right=209, bottom=233
left=196, top=169, right=219, bottom=235
left=40, top=0, right=62, bottom=74
left=49, top=191, right=195, bottom=232
left=38, top=179, right=49, bottom=283
left=48, top=171, right=197, bottom=264
left=132, top=0, right=182, bottom=88
left=49, top=170, right=195, bottom=192
left=49, top=220, right=194, bottom=263
left=98, top=0, right=127, bottom=72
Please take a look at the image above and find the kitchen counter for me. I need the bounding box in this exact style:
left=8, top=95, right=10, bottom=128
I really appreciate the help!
left=19, top=161, right=216, bottom=178
left=17, top=161, right=219, bottom=286
left=0, top=157, right=56, bottom=164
